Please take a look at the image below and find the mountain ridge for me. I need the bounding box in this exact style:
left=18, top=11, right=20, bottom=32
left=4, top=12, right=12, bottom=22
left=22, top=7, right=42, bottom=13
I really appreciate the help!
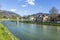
left=0, top=10, right=20, bottom=18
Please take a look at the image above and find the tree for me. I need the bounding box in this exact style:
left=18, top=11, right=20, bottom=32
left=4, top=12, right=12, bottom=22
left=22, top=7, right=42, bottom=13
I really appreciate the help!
left=49, top=7, right=59, bottom=22
left=49, top=7, right=59, bottom=14
left=3, top=16, right=8, bottom=19
left=11, top=15, right=17, bottom=19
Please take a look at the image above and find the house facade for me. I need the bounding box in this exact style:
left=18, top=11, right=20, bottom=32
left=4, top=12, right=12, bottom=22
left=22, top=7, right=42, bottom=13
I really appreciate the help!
left=43, top=15, right=49, bottom=22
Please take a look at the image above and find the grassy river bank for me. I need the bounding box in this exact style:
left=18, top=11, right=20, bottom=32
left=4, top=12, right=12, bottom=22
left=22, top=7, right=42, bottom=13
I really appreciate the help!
left=0, top=22, right=19, bottom=40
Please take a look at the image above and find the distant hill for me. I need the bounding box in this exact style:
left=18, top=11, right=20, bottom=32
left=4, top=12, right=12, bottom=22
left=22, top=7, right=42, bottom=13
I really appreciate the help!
left=23, top=13, right=50, bottom=18
left=29, top=13, right=50, bottom=16
left=0, top=10, right=20, bottom=18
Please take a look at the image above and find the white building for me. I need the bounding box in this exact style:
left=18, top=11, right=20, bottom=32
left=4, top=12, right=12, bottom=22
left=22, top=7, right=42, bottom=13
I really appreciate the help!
left=43, top=16, right=49, bottom=22
left=29, top=16, right=35, bottom=21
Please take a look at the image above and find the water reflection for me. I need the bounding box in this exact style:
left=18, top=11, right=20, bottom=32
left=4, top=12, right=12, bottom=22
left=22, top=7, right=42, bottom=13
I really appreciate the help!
left=57, top=27, right=60, bottom=32
left=17, top=17, right=19, bottom=27
left=42, top=25, right=48, bottom=36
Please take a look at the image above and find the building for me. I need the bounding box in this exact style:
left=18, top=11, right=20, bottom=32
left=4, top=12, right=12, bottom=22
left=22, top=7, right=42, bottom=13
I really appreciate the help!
left=43, top=15, right=49, bottom=22
left=29, top=16, right=35, bottom=21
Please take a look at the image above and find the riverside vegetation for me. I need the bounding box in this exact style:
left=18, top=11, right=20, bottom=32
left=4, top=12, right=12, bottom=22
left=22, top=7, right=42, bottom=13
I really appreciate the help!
left=20, top=21, right=60, bottom=26
left=0, top=22, right=19, bottom=40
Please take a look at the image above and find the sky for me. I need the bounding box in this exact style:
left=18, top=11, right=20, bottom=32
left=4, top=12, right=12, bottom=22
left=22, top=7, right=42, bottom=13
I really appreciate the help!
left=0, top=0, right=60, bottom=16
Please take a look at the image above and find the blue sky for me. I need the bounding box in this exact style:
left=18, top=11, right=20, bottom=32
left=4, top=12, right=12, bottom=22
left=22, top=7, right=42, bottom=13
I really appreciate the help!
left=0, top=0, right=60, bottom=16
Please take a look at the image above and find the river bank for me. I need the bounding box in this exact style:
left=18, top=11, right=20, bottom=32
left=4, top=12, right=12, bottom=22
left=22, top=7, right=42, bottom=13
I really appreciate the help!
left=0, top=23, right=19, bottom=40
left=19, top=21, right=60, bottom=26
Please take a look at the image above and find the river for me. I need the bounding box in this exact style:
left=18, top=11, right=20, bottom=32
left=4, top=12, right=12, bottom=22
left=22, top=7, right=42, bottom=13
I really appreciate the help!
left=2, top=21, right=60, bottom=40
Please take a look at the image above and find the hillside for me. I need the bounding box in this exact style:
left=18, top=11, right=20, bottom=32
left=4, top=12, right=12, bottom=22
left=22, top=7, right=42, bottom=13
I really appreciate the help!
left=0, top=10, right=20, bottom=18
left=23, top=13, right=50, bottom=18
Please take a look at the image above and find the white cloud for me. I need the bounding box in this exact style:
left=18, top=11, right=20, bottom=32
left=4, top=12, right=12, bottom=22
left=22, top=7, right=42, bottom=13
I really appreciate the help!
left=26, top=0, right=35, bottom=5
left=21, top=5, right=26, bottom=7
left=10, top=9, right=16, bottom=12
